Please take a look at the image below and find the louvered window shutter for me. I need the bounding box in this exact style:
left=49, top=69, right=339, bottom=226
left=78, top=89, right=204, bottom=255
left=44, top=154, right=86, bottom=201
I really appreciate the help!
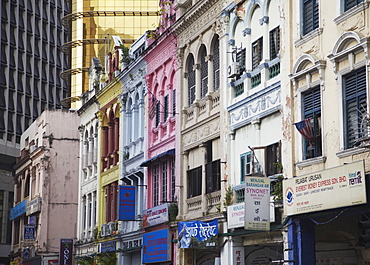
left=344, top=0, right=364, bottom=12
left=344, top=67, right=367, bottom=148
left=303, top=0, right=319, bottom=35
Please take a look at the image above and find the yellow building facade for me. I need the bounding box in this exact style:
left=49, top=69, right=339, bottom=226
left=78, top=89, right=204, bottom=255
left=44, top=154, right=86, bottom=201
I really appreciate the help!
left=62, top=0, right=160, bottom=108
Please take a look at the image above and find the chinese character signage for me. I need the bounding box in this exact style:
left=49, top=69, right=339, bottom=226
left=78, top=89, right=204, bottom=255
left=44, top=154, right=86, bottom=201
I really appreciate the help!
left=59, top=239, right=73, bottom=265
left=142, top=229, right=171, bottom=263
left=283, top=160, right=366, bottom=216
left=118, top=186, right=136, bottom=220
left=233, top=247, right=245, bottom=265
left=142, top=203, right=169, bottom=227
left=24, top=224, right=35, bottom=246
left=178, top=219, right=218, bottom=249
left=244, top=177, right=270, bottom=231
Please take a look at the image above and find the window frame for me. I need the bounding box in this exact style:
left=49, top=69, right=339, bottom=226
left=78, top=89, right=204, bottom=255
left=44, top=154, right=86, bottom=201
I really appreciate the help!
left=301, top=86, right=322, bottom=160
left=240, top=152, right=252, bottom=183
left=252, top=37, right=263, bottom=70
left=187, top=166, right=202, bottom=198
left=343, top=67, right=367, bottom=149
left=206, top=159, right=221, bottom=194
left=269, top=26, right=280, bottom=61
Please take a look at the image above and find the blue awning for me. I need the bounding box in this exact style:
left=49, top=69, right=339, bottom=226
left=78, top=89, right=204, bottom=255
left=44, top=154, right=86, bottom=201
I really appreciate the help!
left=140, top=149, right=175, bottom=167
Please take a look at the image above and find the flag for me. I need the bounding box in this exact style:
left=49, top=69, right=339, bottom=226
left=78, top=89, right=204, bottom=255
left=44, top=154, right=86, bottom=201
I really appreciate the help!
left=294, top=118, right=315, bottom=142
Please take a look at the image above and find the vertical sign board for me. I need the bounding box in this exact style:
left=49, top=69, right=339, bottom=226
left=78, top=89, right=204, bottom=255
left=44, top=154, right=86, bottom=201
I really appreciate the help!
left=244, top=176, right=270, bottom=231
left=118, top=185, right=136, bottom=220
left=23, top=224, right=35, bottom=246
left=59, top=239, right=73, bottom=265
left=142, top=229, right=171, bottom=264
left=233, top=247, right=245, bottom=265
left=283, top=160, right=366, bottom=216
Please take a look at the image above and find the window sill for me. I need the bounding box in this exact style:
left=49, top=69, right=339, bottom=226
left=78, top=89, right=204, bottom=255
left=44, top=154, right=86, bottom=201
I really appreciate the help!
left=334, top=2, right=369, bottom=25
left=295, top=156, right=326, bottom=169
left=294, top=28, right=323, bottom=48
left=336, top=147, right=368, bottom=158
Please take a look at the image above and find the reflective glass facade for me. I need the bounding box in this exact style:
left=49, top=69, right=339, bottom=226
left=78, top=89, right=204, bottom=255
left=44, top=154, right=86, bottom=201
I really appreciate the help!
left=63, top=0, right=160, bottom=108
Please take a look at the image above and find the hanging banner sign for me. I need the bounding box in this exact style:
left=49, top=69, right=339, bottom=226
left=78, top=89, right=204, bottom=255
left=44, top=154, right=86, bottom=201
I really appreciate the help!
left=142, top=203, right=169, bottom=227
left=244, top=177, right=270, bottom=231
left=283, top=160, right=366, bottom=216
left=178, top=219, right=218, bottom=249
left=142, top=229, right=171, bottom=263
left=118, top=186, right=136, bottom=220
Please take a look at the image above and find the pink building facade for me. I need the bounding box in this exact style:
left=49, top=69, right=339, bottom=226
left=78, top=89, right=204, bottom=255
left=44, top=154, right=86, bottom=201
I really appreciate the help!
left=141, top=1, right=178, bottom=264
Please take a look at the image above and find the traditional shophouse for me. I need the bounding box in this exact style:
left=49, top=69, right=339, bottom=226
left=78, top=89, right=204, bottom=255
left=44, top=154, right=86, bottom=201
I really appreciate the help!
left=10, top=109, right=80, bottom=265
left=222, top=0, right=285, bottom=263
left=173, top=0, right=227, bottom=264
left=140, top=1, right=179, bottom=264
left=94, top=36, right=122, bottom=263
left=281, top=0, right=370, bottom=264
left=117, top=34, right=147, bottom=264
left=74, top=57, right=102, bottom=261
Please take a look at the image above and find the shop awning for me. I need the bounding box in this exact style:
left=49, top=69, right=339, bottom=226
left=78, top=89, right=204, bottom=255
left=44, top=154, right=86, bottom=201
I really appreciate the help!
left=140, top=149, right=175, bottom=167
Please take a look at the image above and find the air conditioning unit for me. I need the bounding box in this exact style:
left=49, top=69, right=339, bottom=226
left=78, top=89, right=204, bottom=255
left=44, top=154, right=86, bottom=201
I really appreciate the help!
left=101, top=224, right=108, bottom=237
left=228, top=62, right=240, bottom=78
left=30, top=145, right=36, bottom=153
left=108, top=222, right=116, bottom=235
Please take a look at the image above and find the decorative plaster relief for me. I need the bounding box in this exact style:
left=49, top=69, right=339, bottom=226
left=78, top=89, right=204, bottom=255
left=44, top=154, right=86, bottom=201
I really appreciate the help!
left=229, top=86, right=281, bottom=129
left=182, top=118, right=220, bottom=150
left=178, top=1, right=223, bottom=46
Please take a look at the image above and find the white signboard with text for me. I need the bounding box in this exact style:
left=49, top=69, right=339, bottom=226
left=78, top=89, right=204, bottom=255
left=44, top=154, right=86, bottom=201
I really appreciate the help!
left=283, top=160, right=366, bottom=216
left=244, top=176, right=270, bottom=231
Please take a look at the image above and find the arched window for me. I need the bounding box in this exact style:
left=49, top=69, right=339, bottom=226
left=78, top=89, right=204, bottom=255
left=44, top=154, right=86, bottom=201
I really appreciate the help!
left=200, top=46, right=208, bottom=98
left=213, top=38, right=220, bottom=91
left=187, top=55, right=195, bottom=106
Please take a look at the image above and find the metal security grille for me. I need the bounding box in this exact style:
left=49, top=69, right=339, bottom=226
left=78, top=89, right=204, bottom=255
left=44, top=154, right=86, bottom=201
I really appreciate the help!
left=162, top=161, right=167, bottom=202
left=164, top=95, right=169, bottom=122
left=213, top=39, right=220, bottom=91
left=200, top=47, right=208, bottom=99
left=252, top=38, right=262, bottom=70
left=187, top=55, right=196, bottom=106
left=154, top=164, right=159, bottom=206
left=270, top=27, right=280, bottom=60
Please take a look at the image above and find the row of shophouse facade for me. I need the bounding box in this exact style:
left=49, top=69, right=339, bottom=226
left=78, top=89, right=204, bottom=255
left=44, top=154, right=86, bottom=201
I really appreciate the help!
left=8, top=0, right=370, bottom=264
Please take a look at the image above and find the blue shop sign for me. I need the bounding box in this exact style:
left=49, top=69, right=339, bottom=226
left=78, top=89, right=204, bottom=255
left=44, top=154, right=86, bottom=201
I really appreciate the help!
left=118, top=186, right=136, bottom=221
left=99, top=241, right=116, bottom=253
left=10, top=200, right=27, bottom=220
left=142, top=229, right=171, bottom=264
left=178, top=219, right=218, bottom=249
